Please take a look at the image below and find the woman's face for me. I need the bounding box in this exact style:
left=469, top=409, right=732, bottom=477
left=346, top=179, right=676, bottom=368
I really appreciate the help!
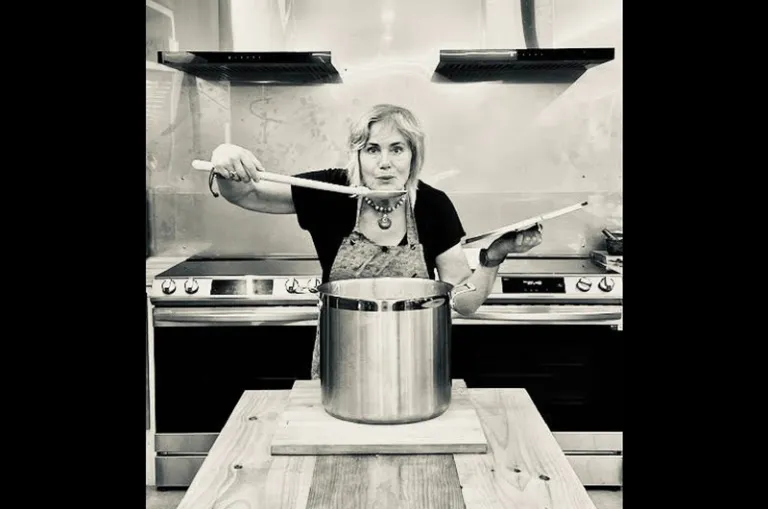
left=359, top=120, right=412, bottom=191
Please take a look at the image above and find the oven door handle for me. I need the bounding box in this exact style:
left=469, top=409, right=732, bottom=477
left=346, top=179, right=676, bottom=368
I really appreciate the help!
left=153, top=307, right=319, bottom=326
left=154, top=306, right=622, bottom=325
left=456, top=309, right=622, bottom=323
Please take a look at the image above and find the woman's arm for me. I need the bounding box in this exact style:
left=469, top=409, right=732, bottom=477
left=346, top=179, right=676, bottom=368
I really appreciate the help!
left=435, top=225, right=544, bottom=316
left=434, top=244, right=496, bottom=315
left=210, top=143, right=296, bottom=214
left=216, top=179, right=296, bottom=214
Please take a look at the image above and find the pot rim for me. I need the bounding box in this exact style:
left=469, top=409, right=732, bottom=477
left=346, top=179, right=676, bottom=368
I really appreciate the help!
left=316, top=277, right=455, bottom=312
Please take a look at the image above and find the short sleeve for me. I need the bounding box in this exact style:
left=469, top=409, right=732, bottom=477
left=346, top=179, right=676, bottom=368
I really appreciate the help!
left=413, top=184, right=466, bottom=279
left=429, top=190, right=466, bottom=256
left=290, top=168, right=350, bottom=231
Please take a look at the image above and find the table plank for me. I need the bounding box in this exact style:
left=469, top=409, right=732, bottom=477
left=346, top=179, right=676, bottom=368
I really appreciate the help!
left=454, top=388, right=597, bottom=509
left=306, top=455, right=465, bottom=509
left=176, top=390, right=316, bottom=509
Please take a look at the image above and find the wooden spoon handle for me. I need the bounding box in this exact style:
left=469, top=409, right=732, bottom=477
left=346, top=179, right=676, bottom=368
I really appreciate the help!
left=192, top=159, right=369, bottom=196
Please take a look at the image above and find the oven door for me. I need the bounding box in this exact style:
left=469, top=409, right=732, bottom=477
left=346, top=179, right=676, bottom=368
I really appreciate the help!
left=151, top=305, right=318, bottom=488
left=151, top=304, right=622, bottom=488
left=451, top=315, right=623, bottom=490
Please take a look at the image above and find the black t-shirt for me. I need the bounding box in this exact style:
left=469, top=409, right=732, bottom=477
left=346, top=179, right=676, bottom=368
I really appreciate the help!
left=290, top=168, right=466, bottom=282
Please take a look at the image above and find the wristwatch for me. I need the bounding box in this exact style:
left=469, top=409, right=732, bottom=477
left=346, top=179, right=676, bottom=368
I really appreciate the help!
left=479, top=248, right=505, bottom=268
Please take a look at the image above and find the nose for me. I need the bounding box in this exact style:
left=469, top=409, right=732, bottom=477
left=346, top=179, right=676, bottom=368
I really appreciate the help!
left=379, top=152, right=391, bottom=168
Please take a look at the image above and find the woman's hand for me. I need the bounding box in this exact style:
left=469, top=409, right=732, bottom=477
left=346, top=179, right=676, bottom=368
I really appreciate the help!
left=488, top=223, right=543, bottom=259
left=211, top=144, right=265, bottom=183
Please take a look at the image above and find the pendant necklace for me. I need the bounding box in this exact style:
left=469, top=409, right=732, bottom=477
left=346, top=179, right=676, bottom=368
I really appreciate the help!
left=363, top=195, right=406, bottom=230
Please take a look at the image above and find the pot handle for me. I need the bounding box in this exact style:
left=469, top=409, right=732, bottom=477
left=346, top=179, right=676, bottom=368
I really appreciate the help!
left=450, top=282, right=477, bottom=311
left=417, top=297, right=448, bottom=309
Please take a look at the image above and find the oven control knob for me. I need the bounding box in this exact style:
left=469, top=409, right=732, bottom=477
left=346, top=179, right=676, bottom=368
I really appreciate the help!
left=161, top=279, right=176, bottom=294
left=184, top=278, right=199, bottom=294
left=285, top=278, right=299, bottom=293
left=598, top=277, right=615, bottom=292
left=306, top=277, right=321, bottom=293
left=576, top=277, right=592, bottom=292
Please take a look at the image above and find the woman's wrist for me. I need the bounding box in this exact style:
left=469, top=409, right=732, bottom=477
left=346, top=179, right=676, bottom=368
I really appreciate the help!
left=479, top=248, right=505, bottom=268
left=217, top=177, right=257, bottom=202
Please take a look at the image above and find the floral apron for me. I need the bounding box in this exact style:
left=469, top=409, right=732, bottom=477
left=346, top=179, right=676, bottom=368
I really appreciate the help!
left=310, top=195, right=430, bottom=380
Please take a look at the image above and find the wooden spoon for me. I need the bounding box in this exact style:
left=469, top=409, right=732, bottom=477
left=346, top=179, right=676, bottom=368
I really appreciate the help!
left=191, top=160, right=406, bottom=198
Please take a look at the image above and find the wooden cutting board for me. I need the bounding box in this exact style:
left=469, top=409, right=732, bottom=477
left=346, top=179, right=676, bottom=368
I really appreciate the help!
left=270, top=379, right=489, bottom=455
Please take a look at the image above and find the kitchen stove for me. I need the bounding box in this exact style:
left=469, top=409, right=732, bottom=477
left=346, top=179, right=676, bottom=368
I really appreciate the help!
left=147, top=249, right=623, bottom=489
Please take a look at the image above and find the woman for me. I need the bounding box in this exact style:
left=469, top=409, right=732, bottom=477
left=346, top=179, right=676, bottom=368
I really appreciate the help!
left=208, top=103, right=543, bottom=379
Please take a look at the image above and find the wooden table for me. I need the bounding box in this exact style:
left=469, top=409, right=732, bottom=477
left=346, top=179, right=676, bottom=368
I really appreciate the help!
left=176, top=386, right=599, bottom=508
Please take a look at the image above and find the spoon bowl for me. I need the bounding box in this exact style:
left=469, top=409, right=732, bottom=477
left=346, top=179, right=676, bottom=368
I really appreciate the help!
left=352, top=187, right=408, bottom=198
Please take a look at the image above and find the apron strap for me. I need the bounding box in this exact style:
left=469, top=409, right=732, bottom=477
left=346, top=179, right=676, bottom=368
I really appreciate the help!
left=404, top=193, right=419, bottom=245
left=353, top=196, right=364, bottom=230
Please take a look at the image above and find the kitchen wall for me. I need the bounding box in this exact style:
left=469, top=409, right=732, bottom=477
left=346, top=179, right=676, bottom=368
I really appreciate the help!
left=146, top=0, right=622, bottom=257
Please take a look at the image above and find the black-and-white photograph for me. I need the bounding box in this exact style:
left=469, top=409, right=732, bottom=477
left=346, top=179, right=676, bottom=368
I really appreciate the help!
left=146, top=1, right=622, bottom=507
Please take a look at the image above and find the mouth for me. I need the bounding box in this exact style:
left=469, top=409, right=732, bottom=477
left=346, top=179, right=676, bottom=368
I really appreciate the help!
left=377, top=176, right=395, bottom=181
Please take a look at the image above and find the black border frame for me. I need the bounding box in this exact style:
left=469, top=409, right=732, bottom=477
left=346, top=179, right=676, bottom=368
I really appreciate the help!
left=29, top=2, right=718, bottom=507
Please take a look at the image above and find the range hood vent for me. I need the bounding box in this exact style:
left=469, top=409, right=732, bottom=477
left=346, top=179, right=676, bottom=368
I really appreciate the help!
left=432, top=48, right=615, bottom=83
left=156, top=51, right=342, bottom=84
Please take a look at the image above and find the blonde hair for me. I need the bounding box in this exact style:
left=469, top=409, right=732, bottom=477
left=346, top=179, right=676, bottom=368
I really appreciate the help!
left=345, top=104, right=425, bottom=206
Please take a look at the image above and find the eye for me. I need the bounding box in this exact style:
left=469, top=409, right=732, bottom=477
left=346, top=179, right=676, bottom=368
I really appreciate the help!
left=366, top=146, right=379, bottom=154
left=392, top=146, right=403, bottom=154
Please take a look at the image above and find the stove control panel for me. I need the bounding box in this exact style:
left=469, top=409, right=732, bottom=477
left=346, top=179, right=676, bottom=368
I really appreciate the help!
left=497, top=275, right=622, bottom=298
left=151, top=276, right=324, bottom=302
left=151, top=274, right=621, bottom=303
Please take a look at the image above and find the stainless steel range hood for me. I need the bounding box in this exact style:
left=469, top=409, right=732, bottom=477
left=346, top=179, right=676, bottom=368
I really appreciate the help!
left=432, top=47, right=614, bottom=83
left=155, top=0, right=341, bottom=85
left=156, top=50, right=342, bottom=84
left=432, top=0, right=615, bottom=83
